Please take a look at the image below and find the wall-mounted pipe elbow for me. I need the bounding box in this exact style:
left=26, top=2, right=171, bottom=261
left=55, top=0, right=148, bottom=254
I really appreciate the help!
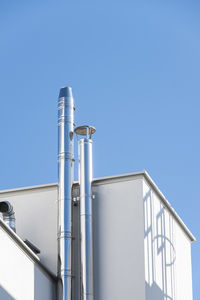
left=0, top=201, right=16, bottom=232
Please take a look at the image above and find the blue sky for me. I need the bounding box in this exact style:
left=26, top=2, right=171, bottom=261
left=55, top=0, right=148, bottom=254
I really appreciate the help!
left=0, top=0, right=199, bottom=298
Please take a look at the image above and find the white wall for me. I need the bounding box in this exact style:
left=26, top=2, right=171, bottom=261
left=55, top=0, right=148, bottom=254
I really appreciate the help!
left=92, top=177, right=146, bottom=300
left=174, top=220, right=193, bottom=300
left=143, top=178, right=193, bottom=300
left=0, top=225, right=56, bottom=300
left=0, top=184, right=57, bottom=275
left=0, top=174, right=194, bottom=300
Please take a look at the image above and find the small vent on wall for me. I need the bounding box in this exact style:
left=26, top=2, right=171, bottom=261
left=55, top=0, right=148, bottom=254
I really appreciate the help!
left=24, top=239, right=40, bottom=254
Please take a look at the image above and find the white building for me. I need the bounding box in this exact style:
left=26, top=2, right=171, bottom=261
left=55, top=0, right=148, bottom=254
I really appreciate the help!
left=0, top=171, right=195, bottom=300
left=0, top=86, right=195, bottom=300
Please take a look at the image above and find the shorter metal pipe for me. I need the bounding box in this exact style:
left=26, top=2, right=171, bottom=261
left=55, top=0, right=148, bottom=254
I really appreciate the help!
left=74, top=125, right=96, bottom=300
left=79, top=137, right=94, bottom=300
left=0, top=201, right=16, bottom=232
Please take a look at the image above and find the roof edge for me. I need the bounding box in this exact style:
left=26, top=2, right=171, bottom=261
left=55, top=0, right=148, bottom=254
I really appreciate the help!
left=0, top=171, right=195, bottom=242
left=0, top=182, right=57, bottom=195
left=142, top=171, right=196, bottom=242
left=92, top=171, right=196, bottom=242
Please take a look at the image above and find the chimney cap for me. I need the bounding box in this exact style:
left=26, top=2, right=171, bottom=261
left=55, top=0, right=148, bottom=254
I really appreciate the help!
left=59, top=86, right=73, bottom=98
left=74, top=125, right=96, bottom=137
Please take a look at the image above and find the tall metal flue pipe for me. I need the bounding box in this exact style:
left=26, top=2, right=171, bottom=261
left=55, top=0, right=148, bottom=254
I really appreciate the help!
left=57, top=87, right=74, bottom=300
left=75, top=125, right=96, bottom=300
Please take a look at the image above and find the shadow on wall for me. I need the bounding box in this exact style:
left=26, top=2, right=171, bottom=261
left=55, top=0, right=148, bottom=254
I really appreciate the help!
left=34, top=265, right=57, bottom=300
left=146, top=281, right=166, bottom=300
left=0, top=285, right=15, bottom=300
left=143, top=190, right=176, bottom=300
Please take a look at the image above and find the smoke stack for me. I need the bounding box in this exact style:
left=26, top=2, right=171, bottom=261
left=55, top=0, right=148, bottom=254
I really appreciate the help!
left=57, top=87, right=74, bottom=300
left=75, top=125, right=96, bottom=300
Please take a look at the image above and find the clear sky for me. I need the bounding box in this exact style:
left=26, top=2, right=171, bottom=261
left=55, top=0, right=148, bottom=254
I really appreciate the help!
left=0, top=0, right=199, bottom=298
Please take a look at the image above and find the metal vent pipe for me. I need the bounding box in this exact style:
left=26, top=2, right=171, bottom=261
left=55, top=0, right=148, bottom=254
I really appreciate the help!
left=75, top=125, right=96, bottom=300
left=57, top=87, right=74, bottom=300
left=0, top=201, right=16, bottom=232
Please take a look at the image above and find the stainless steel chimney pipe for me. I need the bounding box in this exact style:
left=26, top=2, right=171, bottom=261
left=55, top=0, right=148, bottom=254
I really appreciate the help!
left=75, top=125, right=96, bottom=300
left=57, top=87, right=74, bottom=300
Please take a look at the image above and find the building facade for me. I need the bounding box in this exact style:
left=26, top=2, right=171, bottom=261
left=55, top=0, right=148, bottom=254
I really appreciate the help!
left=0, top=171, right=195, bottom=300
